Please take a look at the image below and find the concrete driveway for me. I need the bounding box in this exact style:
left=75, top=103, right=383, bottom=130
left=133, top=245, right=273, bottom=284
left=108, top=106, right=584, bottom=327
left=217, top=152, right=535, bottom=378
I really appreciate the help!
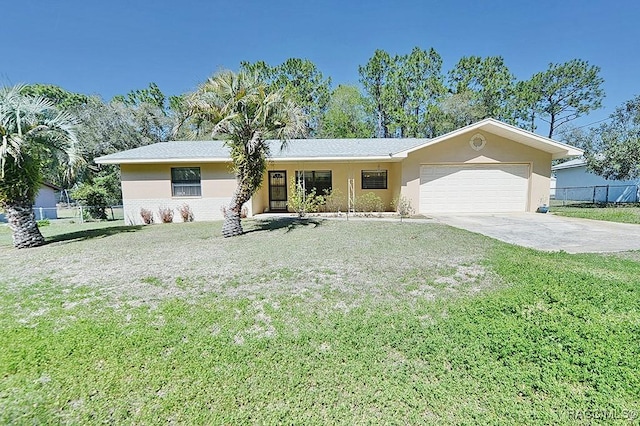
left=431, top=213, right=640, bottom=253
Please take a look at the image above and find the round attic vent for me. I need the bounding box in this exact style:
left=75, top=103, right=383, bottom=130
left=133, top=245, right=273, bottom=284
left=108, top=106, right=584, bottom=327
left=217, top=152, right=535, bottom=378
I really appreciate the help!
left=469, top=133, right=486, bottom=151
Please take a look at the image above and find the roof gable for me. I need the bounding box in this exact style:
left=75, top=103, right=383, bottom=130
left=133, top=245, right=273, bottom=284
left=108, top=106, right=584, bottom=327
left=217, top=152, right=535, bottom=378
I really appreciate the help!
left=393, top=118, right=583, bottom=160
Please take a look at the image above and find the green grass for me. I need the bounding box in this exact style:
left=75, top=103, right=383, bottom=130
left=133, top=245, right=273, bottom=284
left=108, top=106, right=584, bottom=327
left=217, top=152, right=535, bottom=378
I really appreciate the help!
left=1, top=219, right=639, bottom=424
left=552, top=204, right=640, bottom=224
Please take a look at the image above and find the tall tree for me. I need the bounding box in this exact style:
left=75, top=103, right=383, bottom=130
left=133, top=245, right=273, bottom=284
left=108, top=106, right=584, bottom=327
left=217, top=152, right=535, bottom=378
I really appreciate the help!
left=241, top=59, right=331, bottom=135
left=447, top=56, right=516, bottom=124
left=112, top=82, right=167, bottom=111
left=524, top=59, right=605, bottom=138
left=72, top=96, right=163, bottom=203
left=111, top=82, right=174, bottom=142
left=186, top=70, right=307, bottom=237
left=0, top=84, right=81, bottom=248
left=317, top=85, right=373, bottom=138
left=359, top=49, right=394, bottom=138
left=387, top=47, right=446, bottom=138
left=21, top=84, right=89, bottom=110
left=439, top=91, right=486, bottom=132
left=584, top=95, right=640, bottom=180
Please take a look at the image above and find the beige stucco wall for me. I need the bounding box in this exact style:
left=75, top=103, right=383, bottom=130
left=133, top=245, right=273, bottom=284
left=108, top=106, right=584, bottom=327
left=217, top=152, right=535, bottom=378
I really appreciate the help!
left=252, top=161, right=402, bottom=214
left=120, top=163, right=241, bottom=224
left=118, top=131, right=554, bottom=221
left=400, top=130, right=552, bottom=212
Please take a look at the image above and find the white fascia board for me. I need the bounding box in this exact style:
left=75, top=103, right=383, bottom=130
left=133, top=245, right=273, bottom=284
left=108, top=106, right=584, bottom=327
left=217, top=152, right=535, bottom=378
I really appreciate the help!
left=94, top=157, right=232, bottom=165
left=269, top=156, right=401, bottom=163
left=96, top=156, right=403, bottom=165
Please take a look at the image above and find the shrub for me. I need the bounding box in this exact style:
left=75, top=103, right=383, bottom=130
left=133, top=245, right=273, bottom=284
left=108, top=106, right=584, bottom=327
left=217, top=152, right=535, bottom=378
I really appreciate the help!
left=288, top=179, right=325, bottom=217
left=323, top=188, right=345, bottom=212
left=179, top=204, right=194, bottom=222
left=158, top=207, right=174, bottom=223
left=71, top=183, right=109, bottom=220
left=140, top=208, right=154, bottom=224
left=355, top=192, right=384, bottom=213
left=392, top=195, right=415, bottom=221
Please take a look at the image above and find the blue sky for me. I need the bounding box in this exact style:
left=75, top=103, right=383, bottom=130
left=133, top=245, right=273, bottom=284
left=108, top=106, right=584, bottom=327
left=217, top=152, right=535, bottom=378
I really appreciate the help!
left=3, top=0, right=639, bottom=132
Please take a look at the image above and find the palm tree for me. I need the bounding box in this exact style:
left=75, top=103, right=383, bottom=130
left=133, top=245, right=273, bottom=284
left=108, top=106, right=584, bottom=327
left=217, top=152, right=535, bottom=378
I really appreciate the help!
left=0, top=84, right=81, bottom=248
left=185, top=71, right=307, bottom=237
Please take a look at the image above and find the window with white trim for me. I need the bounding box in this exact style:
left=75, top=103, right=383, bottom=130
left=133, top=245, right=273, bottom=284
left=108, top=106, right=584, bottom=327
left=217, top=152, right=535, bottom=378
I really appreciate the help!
left=171, top=167, right=201, bottom=197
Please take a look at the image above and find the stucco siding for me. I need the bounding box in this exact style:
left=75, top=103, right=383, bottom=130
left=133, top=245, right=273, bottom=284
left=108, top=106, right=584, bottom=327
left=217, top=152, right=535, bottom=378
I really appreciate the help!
left=121, top=163, right=241, bottom=224
left=401, top=131, right=552, bottom=212
left=252, top=161, right=402, bottom=213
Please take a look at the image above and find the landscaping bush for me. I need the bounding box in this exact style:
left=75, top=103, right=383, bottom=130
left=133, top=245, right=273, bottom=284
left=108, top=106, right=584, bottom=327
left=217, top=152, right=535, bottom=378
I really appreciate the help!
left=158, top=207, right=174, bottom=223
left=140, top=208, right=154, bottom=224
left=355, top=192, right=384, bottom=213
left=323, top=188, right=345, bottom=212
left=392, top=195, right=415, bottom=220
left=179, top=204, right=194, bottom=222
left=288, top=179, right=325, bottom=217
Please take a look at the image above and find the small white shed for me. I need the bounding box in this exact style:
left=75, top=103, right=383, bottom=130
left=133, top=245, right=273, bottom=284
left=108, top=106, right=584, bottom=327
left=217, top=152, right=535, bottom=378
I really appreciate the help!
left=33, top=183, right=60, bottom=220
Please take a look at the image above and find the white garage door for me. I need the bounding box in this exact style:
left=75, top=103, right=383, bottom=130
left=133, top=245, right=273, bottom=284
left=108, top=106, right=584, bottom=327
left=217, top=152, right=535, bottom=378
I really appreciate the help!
left=419, top=164, right=529, bottom=213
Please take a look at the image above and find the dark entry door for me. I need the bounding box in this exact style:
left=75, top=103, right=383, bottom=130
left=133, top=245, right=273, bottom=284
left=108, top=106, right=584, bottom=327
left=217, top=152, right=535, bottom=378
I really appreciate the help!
left=269, top=171, right=287, bottom=211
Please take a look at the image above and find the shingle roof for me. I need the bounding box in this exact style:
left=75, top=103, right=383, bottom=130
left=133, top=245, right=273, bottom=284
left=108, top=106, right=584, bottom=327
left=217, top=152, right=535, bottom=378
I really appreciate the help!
left=551, top=157, right=586, bottom=170
left=95, top=138, right=428, bottom=164
left=94, top=119, right=584, bottom=165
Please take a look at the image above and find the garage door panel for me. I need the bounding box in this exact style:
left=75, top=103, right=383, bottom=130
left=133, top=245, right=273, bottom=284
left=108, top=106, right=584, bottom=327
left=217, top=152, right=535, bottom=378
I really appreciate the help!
left=419, top=164, right=529, bottom=213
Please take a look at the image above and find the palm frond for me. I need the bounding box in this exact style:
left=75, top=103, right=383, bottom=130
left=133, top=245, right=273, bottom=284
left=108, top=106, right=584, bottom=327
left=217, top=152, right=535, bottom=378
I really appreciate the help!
left=0, top=84, right=83, bottom=182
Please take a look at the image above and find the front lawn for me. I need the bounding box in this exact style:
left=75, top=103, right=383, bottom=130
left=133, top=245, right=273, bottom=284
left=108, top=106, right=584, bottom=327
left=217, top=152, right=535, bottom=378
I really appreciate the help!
left=1, top=219, right=638, bottom=424
left=552, top=204, right=640, bottom=224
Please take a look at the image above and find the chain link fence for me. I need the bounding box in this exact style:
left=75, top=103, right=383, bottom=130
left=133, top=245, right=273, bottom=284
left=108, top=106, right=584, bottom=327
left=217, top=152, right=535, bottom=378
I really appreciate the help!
left=31, top=205, right=124, bottom=222
left=552, top=185, right=639, bottom=206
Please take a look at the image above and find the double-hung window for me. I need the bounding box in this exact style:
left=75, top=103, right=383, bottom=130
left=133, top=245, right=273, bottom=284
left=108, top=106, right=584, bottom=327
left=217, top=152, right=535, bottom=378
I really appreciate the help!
left=361, top=170, right=387, bottom=189
left=171, top=167, right=201, bottom=197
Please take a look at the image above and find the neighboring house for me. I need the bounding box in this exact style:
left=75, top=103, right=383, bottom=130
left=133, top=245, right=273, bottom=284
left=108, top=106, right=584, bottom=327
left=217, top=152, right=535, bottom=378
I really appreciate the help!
left=95, top=118, right=582, bottom=225
left=33, top=183, right=61, bottom=220
left=553, top=158, right=640, bottom=203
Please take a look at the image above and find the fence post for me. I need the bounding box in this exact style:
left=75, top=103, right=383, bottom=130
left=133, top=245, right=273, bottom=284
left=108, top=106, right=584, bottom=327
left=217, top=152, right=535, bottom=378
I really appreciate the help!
left=79, top=206, right=84, bottom=224
left=592, top=186, right=596, bottom=204
left=110, top=206, right=114, bottom=221
left=605, top=185, right=609, bottom=204
left=39, top=207, right=44, bottom=220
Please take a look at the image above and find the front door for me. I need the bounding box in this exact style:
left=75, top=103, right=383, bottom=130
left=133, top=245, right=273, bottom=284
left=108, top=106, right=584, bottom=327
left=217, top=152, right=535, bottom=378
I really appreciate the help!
left=269, top=171, right=288, bottom=211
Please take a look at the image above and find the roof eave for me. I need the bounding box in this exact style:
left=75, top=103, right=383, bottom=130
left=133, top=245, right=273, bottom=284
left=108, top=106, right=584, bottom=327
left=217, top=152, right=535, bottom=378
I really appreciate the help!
left=95, top=157, right=232, bottom=165
left=270, top=156, right=402, bottom=162
left=551, top=148, right=583, bottom=161
left=96, top=155, right=405, bottom=165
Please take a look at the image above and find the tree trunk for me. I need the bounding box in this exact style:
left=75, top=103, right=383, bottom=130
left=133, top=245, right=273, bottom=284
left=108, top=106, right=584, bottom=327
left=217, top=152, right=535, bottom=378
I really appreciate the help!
left=4, top=200, right=45, bottom=248
left=221, top=180, right=252, bottom=238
